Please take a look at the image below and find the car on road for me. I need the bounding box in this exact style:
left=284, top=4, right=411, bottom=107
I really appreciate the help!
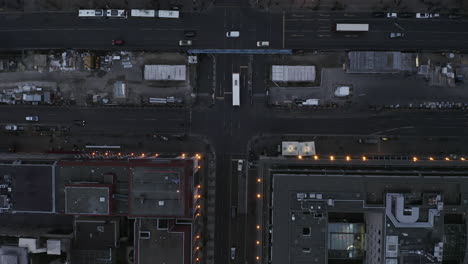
left=399, top=12, right=413, bottom=18
left=230, top=247, right=236, bottom=260
left=226, top=31, right=240, bottom=38
left=257, top=41, right=269, bottom=47
left=416, top=13, right=437, bottom=18
left=179, top=40, right=192, bottom=46
left=416, top=13, right=430, bottom=18
left=237, top=159, right=244, bottom=171
left=387, top=12, right=397, bottom=18
left=449, top=13, right=463, bottom=19
left=231, top=205, right=237, bottom=218
left=390, top=32, right=405, bottom=38
left=5, top=124, right=17, bottom=131
left=373, top=12, right=385, bottom=18
left=74, top=120, right=86, bottom=126
left=184, top=31, right=196, bottom=37
left=25, top=116, right=39, bottom=122
left=112, top=39, right=125, bottom=45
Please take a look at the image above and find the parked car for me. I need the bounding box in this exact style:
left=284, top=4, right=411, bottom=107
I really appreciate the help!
left=449, top=13, right=463, bottom=19
left=179, top=40, right=192, bottom=46
left=387, top=12, right=397, bottom=18
left=373, top=12, right=385, bottom=18
left=416, top=13, right=431, bottom=18
left=184, top=31, right=196, bottom=37
left=226, top=31, right=240, bottom=38
left=112, top=39, right=125, bottom=45
left=5, top=124, right=17, bottom=131
left=256, top=41, right=269, bottom=47
left=399, top=12, right=413, bottom=18
left=413, top=12, right=436, bottom=18
left=74, top=120, right=86, bottom=126
left=390, top=32, right=405, bottom=38
left=25, top=116, right=39, bottom=122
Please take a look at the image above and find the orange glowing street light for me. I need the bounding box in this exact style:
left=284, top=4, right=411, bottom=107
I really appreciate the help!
left=314, top=155, right=319, bottom=160
left=429, top=157, right=434, bottom=161
left=462, top=157, right=466, bottom=161
left=330, top=155, right=335, bottom=161
left=256, top=240, right=260, bottom=245
left=298, top=155, right=303, bottom=160
left=413, top=157, right=418, bottom=162
left=257, top=178, right=262, bottom=183
left=345, top=156, right=351, bottom=161
left=256, top=193, right=262, bottom=199
left=362, top=156, right=367, bottom=161
left=256, top=225, right=260, bottom=230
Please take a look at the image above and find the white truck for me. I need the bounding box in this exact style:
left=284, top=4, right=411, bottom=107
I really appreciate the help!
left=78, top=9, right=105, bottom=18
left=336, top=23, right=369, bottom=32
left=131, top=9, right=155, bottom=17
left=157, top=10, right=179, bottom=18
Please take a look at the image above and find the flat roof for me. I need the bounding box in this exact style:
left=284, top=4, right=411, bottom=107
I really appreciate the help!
left=0, top=164, right=54, bottom=212
left=65, top=186, right=110, bottom=215
left=137, top=219, right=184, bottom=264
left=271, top=65, right=316, bottom=82
left=144, top=65, right=186, bottom=81
left=263, top=159, right=468, bottom=264
left=129, top=166, right=188, bottom=217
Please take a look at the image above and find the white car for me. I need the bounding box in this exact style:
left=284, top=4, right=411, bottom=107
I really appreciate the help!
left=226, top=31, right=240, bottom=38
left=387, top=13, right=397, bottom=18
left=25, top=116, right=39, bottom=122
left=257, top=41, right=269, bottom=47
left=237, top=159, right=244, bottom=171
left=179, top=40, right=192, bottom=46
left=5, top=124, right=17, bottom=131
left=416, top=13, right=430, bottom=18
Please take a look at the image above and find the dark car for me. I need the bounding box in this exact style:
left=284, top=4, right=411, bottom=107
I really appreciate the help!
left=74, top=120, right=86, bottom=126
left=449, top=13, right=463, bottom=19
left=399, top=12, right=413, bottom=18
left=112, top=39, right=125, bottom=45
left=184, top=31, right=196, bottom=38
left=373, top=12, right=385, bottom=18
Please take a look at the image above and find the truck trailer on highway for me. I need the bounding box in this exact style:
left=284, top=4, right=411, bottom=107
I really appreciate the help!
left=131, top=9, right=156, bottom=17
left=157, top=10, right=179, bottom=18
left=336, top=23, right=369, bottom=32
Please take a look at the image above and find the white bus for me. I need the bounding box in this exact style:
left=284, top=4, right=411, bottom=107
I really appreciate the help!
left=232, top=73, right=240, bottom=107
left=131, top=9, right=156, bottom=17
left=336, top=23, right=369, bottom=32
left=157, top=10, right=179, bottom=18
left=78, top=9, right=105, bottom=18
left=106, top=9, right=127, bottom=19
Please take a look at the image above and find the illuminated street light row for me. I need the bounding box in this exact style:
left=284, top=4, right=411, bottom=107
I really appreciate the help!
left=295, top=155, right=467, bottom=162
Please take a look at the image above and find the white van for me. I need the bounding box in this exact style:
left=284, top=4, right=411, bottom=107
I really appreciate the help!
left=226, top=31, right=240, bottom=38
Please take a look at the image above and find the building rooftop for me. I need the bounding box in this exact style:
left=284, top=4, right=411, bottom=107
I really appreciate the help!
left=144, top=65, right=187, bottom=81
left=136, top=218, right=191, bottom=264
left=57, top=158, right=195, bottom=218
left=271, top=65, right=316, bottom=82
left=262, top=159, right=468, bottom=264
left=70, top=219, right=119, bottom=264
left=348, top=51, right=416, bottom=73
left=65, top=185, right=111, bottom=215
left=0, top=164, right=54, bottom=213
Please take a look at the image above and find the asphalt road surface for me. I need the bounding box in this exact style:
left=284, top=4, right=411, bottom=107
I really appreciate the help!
left=2, top=10, right=468, bottom=51
left=2, top=104, right=468, bottom=263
